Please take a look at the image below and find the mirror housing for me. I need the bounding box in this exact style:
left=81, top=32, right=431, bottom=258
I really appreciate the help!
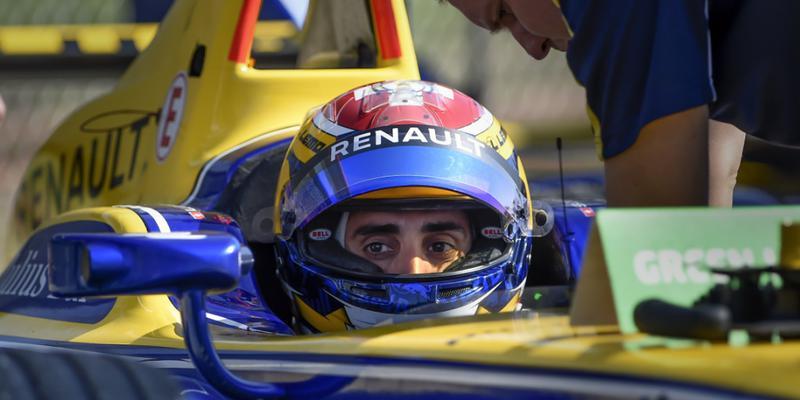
left=49, top=231, right=250, bottom=297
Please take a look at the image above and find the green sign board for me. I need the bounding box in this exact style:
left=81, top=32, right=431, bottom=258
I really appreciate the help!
left=570, top=206, right=800, bottom=333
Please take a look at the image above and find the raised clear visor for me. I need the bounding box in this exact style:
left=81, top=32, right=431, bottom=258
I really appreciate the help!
left=279, top=126, right=530, bottom=238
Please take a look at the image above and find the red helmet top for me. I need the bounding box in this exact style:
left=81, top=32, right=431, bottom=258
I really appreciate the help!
left=319, top=80, right=488, bottom=132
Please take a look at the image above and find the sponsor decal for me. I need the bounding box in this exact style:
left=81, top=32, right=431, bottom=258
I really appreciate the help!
left=299, top=129, right=326, bottom=152
left=482, top=128, right=507, bottom=151
left=632, top=247, right=776, bottom=285
left=0, top=221, right=117, bottom=323
left=481, top=226, right=503, bottom=239
left=15, top=110, right=157, bottom=231
left=579, top=207, right=596, bottom=217
left=0, top=250, right=50, bottom=298
left=156, top=72, right=188, bottom=162
left=328, top=126, right=487, bottom=162
left=189, top=211, right=205, bottom=220
left=575, top=207, right=800, bottom=334
left=309, top=228, right=332, bottom=241
left=213, top=214, right=234, bottom=225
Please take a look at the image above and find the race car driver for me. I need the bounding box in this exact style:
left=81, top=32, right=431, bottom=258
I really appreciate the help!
left=272, top=80, right=541, bottom=333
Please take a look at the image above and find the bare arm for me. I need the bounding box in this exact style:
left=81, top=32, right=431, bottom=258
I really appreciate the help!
left=604, top=106, right=710, bottom=207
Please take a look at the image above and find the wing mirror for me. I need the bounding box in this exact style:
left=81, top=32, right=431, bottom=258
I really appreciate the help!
left=48, top=231, right=349, bottom=399
left=49, top=231, right=250, bottom=297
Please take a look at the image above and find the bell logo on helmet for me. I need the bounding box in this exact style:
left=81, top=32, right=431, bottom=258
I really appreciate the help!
left=481, top=227, right=503, bottom=239
left=309, top=228, right=332, bottom=241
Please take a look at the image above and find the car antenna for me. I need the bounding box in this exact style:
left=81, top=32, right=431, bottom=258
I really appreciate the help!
left=556, top=138, right=571, bottom=232
left=556, top=137, right=573, bottom=276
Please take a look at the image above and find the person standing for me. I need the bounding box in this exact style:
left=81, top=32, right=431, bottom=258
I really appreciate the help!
left=446, top=0, right=800, bottom=207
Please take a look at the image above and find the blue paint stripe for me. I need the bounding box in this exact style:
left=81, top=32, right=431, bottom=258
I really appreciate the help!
left=128, top=208, right=161, bottom=232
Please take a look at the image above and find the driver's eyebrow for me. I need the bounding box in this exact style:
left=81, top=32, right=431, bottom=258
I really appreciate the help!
left=421, top=221, right=466, bottom=233
left=353, top=224, right=399, bottom=236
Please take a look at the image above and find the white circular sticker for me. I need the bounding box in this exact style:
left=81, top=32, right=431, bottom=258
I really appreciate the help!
left=156, top=72, right=188, bottom=162
left=481, top=226, right=503, bottom=239
left=309, top=228, right=332, bottom=241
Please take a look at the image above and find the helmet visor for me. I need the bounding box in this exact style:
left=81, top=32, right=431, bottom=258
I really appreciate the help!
left=280, top=125, right=530, bottom=239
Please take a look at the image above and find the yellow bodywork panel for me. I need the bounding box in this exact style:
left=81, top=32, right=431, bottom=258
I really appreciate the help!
left=203, top=314, right=800, bottom=398
left=39, top=206, right=147, bottom=232
left=0, top=296, right=183, bottom=348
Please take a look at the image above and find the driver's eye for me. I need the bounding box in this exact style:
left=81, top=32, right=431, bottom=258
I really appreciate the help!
left=365, top=242, right=391, bottom=254
left=429, top=242, right=454, bottom=253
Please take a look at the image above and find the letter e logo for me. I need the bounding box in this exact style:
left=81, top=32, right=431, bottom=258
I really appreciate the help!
left=156, top=73, right=188, bottom=163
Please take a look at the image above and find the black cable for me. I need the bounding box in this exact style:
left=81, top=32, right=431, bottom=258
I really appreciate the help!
left=556, top=138, right=572, bottom=278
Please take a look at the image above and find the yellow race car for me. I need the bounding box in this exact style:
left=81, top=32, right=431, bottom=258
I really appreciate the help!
left=2, top=1, right=800, bottom=399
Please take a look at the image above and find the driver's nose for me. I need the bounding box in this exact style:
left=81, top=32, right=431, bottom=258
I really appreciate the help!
left=409, top=256, right=437, bottom=274
left=392, top=250, right=437, bottom=274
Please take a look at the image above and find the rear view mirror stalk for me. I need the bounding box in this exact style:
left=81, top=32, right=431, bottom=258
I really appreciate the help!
left=181, top=289, right=354, bottom=399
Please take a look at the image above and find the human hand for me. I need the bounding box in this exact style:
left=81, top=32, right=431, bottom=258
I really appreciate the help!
left=446, top=0, right=570, bottom=60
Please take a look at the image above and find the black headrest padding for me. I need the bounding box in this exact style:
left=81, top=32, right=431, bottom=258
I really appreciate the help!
left=527, top=229, right=572, bottom=285
left=214, top=141, right=291, bottom=243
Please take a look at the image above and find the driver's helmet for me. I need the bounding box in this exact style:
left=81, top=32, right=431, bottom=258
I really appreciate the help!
left=274, top=80, right=537, bottom=333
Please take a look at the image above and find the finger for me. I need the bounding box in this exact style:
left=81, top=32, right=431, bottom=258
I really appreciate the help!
left=550, top=38, right=569, bottom=52
left=501, top=14, right=551, bottom=60
left=503, top=0, right=571, bottom=40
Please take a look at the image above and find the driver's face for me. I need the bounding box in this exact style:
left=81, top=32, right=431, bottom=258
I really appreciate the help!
left=344, top=210, right=472, bottom=274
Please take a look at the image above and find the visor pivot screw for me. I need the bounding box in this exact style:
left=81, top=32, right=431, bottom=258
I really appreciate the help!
left=503, top=222, right=520, bottom=243
left=534, top=210, right=549, bottom=228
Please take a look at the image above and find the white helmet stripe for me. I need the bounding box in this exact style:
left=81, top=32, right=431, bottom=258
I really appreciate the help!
left=313, top=112, right=353, bottom=137
left=457, top=107, right=494, bottom=136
